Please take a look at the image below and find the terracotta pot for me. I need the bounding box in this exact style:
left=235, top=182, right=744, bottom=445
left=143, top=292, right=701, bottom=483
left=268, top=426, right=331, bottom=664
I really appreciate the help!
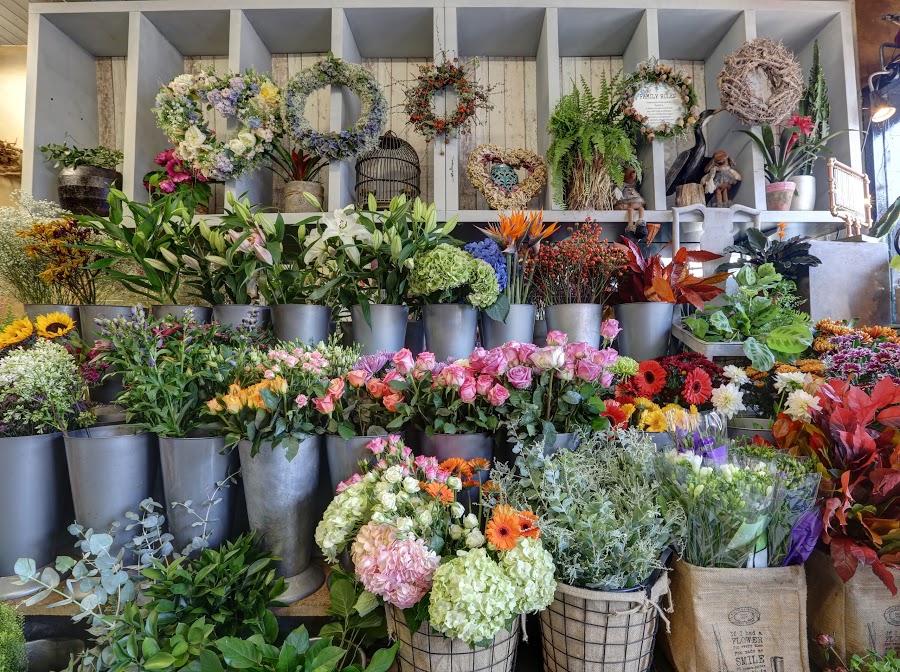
left=765, top=181, right=796, bottom=211
left=283, top=181, right=324, bottom=213
left=57, top=166, right=122, bottom=216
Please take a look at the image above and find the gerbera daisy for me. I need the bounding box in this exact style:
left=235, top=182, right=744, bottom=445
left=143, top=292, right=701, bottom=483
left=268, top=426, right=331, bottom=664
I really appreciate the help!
left=423, top=482, right=455, bottom=504
left=468, top=457, right=491, bottom=472
left=600, top=399, right=628, bottom=427
left=642, top=410, right=668, bottom=433
left=0, top=317, right=34, bottom=349
left=481, top=480, right=501, bottom=494
left=486, top=509, right=522, bottom=551
left=515, top=509, right=541, bottom=539
left=682, top=368, right=712, bottom=405
left=633, top=360, right=666, bottom=397
left=439, top=457, right=474, bottom=479
left=35, top=312, right=76, bottom=339
left=462, top=479, right=480, bottom=489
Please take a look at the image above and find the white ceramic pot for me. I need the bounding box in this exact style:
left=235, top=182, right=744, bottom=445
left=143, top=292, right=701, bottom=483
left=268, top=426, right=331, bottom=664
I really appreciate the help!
left=790, top=175, right=816, bottom=211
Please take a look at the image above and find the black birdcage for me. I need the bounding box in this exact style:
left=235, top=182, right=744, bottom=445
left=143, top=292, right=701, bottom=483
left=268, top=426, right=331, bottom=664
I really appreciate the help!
left=355, top=131, right=421, bottom=208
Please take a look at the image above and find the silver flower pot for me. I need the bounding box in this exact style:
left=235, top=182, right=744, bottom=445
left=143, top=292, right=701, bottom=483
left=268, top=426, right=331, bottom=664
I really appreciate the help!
left=542, top=432, right=579, bottom=456
left=420, top=432, right=493, bottom=508
left=272, top=304, right=331, bottom=345
left=544, top=303, right=603, bottom=348
left=325, top=434, right=384, bottom=495
left=405, top=319, right=426, bottom=356
left=159, top=436, right=237, bottom=553
left=0, top=433, right=70, bottom=599
left=212, top=305, right=272, bottom=330
left=533, top=318, right=547, bottom=346
left=64, top=425, right=158, bottom=563
left=151, top=305, right=213, bottom=323
left=351, top=304, right=409, bottom=356
left=24, top=304, right=81, bottom=334
left=613, top=302, right=675, bottom=361
left=79, top=305, right=132, bottom=404
left=481, top=304, right=535, bottom=349
left=424, top=304, right=478, bottom=362
left=238, top=437, right=325, bottom=603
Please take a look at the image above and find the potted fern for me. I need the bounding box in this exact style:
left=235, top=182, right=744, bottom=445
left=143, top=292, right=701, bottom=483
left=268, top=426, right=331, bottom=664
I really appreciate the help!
left=547, top=75, right=640, bottom=210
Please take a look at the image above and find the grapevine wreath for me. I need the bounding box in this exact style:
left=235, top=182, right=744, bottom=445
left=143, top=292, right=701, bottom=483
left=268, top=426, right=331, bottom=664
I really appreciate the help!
left=283, top=54, right=387, bottom=161
left=154, top=68, right=281, bottom=181
left=620, top=60, right=700, bottom=141
left=405, top=57, right=492, bottom=143
left=466, top=144, right=547, bottom=210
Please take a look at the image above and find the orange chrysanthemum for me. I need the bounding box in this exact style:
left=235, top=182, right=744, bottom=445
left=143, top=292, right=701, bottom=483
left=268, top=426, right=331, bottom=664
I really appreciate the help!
left=468, top=457, right=491, bottom=472
left=423, top=482, right=455, bottom=504
left=440, top=457, right=474, bottom=479
left=486, top=510, right=522, bottom=551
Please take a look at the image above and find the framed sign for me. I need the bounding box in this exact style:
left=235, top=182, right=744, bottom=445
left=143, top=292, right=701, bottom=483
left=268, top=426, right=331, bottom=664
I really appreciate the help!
left=622, top=60, right=700, bottom=141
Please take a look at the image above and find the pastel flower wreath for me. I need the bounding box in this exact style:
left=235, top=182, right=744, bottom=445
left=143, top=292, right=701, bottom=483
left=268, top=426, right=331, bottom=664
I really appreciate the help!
left=154, top=68, right=282, bottom=181
left=620, top=60, right=700, bottom=141
left=283, top=55, right=387, bottom=161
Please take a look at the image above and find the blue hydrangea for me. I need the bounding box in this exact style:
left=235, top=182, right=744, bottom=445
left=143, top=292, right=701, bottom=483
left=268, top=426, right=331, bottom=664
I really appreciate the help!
left=465, top=239, right=507, bottom=292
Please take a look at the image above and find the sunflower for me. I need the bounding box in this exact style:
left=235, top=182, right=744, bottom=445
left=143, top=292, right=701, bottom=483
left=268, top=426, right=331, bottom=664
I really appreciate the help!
left=0, top=317, right=34, bottom=349
left=439, top=457, right=474, bottom=479
left=486, top=509, right=522, bottom=551
left=35, top=312, right=76, bottom=339
left=633, top=360, right=667, bottom=397
left=682, top=368, right=712, bottom=405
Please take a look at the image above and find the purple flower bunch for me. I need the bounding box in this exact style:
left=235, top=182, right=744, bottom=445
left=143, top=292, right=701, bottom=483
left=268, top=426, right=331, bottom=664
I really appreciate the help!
left=823, top=335, right=900, bottom=390
left=465, top=239, right=508, bottom=291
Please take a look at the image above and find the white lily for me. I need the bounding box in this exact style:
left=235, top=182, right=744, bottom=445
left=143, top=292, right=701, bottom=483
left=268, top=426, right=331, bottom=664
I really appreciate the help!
left=304, top=206, right=372, bottom=266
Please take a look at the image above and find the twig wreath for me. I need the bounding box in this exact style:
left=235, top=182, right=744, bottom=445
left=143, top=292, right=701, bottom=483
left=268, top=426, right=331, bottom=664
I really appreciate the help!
left=404, top=56, right=493, bottom=143
left=620, top=60, right=700, bottom=141
left=717, top=37, right=803, bottom=126
left=284, top=54, right=387, bottom=161
left=466, top=144, right=547, bottom=210
left=155, top=68, right=281, bottom=181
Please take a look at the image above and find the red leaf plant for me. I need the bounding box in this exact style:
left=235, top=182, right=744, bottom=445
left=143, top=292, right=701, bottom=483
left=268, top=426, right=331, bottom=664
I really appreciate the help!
left=614, top=237, right=729, bottom=310
left=773, top=377, right=900, bottom=594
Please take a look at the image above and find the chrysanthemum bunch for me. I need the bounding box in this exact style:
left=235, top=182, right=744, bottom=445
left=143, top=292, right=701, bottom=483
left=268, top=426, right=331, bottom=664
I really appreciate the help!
left=814, top=319, right=900, bottom=391
left=315, top=435, right=555, bottom=646
left=710, top=362, right=823, bottom=421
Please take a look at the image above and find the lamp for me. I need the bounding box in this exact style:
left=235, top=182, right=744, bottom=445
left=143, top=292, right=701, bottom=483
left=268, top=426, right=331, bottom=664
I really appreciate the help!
left=869, top=71, right=897, bottom=123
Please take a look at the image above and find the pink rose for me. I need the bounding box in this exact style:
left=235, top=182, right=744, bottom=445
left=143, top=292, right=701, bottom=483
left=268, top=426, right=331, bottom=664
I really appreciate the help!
left=514, top=342, right=538, bottom=363
left=556, top=355, right=576, bottom=381
left=367, top=378, right=389, bottom=399
left=295, top=394, right=309, bottom=408
left=487, top=384, right=510, bottom=407
left=600, top=319, right=622, bottom=341
left=436, top=364, right=466, bottom=389
left=392, top=348, right=415, bottom=375
left=506, top=365, right=533, bottom=390
left=565, top=342, right=589, bottom=360
left=415, top=352, right=436, bottom=372
left=468, top=348, right=489, bottom=372
left=383, top=369, right=403, bottom=385
left=546, top=330, right=568, bottom=346
left=336, top=472, right=364, bottom=493
left=459, top=377, right=477, bottom=403
left=576, top=358, right=603, bottom=383
left=480, top=348, right=508, bottom=375
left=600, top=370, right=614, bottom=387
left=367, top=437, right=387, bottom=454
left=313, top=395, right=335, bottom=414
left=500, top=342, right=521, bottom=366
left=328, top=377, right=345, bottom=399
left=476, top=375, right=494, bottom=396
left=383, top=393, right=403, bottom=412
left=592, top=348, right=619, bottom=368
left=530, top=346, right=566, bottom=371
left=347, top=370, right=368, bottom=387
left=388, top=434, right=402, bottom=444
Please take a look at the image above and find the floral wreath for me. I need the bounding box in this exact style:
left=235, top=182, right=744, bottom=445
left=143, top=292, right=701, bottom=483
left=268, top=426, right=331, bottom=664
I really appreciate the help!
left=284, top=54, right=387, bottom=161
left=404, top=57, right=492, bottom=143
left=466, top=144, right=547, bottom=210
left=155, top=68, right=282, bottom=181
left=620, top=60, right=700, bottom=141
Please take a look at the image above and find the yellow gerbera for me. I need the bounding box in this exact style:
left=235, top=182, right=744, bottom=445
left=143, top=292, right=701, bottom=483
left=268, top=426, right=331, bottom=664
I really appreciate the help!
left=0, top=317, right=34, bottom=348
left=35, top=312, right=75, bottom=339
left=643, top=410, right=669, bottom=433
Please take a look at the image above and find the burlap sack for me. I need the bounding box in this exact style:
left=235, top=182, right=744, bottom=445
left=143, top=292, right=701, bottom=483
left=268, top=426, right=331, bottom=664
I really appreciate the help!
left=806, top=549, right=900, bottom=667
left=662, top=559, right=810, bottom=672
left=539, top=572, right=670, bottom=672
left=386, top=605, right=520, bottom=672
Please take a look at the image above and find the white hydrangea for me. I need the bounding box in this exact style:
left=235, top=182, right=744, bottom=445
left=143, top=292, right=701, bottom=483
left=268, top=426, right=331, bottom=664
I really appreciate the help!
left=315, top=480, right=369, bottom=562
left=499, top=537, right=556, bottom=613
left=428, top=548, right=517, bottom=646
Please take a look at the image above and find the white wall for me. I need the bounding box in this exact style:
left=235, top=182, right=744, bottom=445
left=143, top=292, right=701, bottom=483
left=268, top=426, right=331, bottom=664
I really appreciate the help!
left=0, top=45, right=26, bottom=206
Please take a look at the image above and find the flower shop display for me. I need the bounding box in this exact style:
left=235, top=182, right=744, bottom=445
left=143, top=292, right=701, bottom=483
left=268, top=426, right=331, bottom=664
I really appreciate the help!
left=316, top=435, right=555, bottom=672
left=619, top=59, right=700, bottom=142
left=792, top=41, right=830, bottom=210
left=681, top=263, right=813, bottom=371
left=39, top=142, right=123, bottom=216
left=716, top=228, right=822, bottom=282
left=0, top=335, right=89, bottom=595
left=614, top=238, right=727, bottom=360
left=547, top=75, right=639, bottom=210
left=409, top=243, right=503, bottom=361
left=404, top=56, right=492, bottom=143
left=155, top=68, right=281, bottom=181
left=284, top=55, right=386, bottom=161
left=143, top=147, right=213, bottom=213
left=529, top=219, right=626, bottom=348
left=465, top=144, right=547, bottom=210
left=491, top=430, right=679, bottom=672
left=813, top=318, right=900, bottom=390
left=266, top=140, right=327, bottom=213
left=470, top=210, right=558, bottom=348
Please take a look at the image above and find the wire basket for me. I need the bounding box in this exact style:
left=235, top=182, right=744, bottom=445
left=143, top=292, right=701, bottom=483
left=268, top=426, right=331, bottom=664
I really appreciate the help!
left=539, top=571, right=670, bottom=672
left=386, top=605, right=520, bottom=672
left=355, top=131, right=421, bottom=208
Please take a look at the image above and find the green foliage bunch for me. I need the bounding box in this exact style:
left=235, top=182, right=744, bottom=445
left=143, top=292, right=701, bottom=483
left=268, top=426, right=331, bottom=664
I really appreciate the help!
left=408, top=243, right=504, bottom=316
left=717, top=228, right=822, bottom=282
left=0, top=602, right=26, bottom=672
left=40, top=143, right=123, bottom=171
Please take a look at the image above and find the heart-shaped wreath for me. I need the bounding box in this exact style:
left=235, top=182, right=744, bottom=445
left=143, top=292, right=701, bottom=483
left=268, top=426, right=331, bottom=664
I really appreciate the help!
left=466, top=144, right=547, bottom=210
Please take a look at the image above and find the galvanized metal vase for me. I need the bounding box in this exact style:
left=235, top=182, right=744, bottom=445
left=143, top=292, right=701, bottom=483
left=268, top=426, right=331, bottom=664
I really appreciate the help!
left=159, top=436, right=237, bottom=552
left=420, top=433, right=493, bottom=508
left=151, top=305, right=213, bottom=323
left=272, top=304, right=331, bottom=345
left=542, top=432, right=579, bottom=456
left=727, top=416, right=775, bottom=444
left=405, top=319, right=426, bottom=356
left=481, top=304, right=535, bottom=349
left=24, top=304, right=81, bottom=334
left=613, top=302, right=675, bottom=361
left=64, top=426, right=158, bottom=563
left=544, top=303, right=603, bottom=348
left=325, top=434, right=384, bottom=495
left=0, top=432, right=70, bottom=599
left=424, top=304, right=478, bottom=361
left=351, top=304, right=409, bottom=356
left=238, top=437, right=325, bottom=603
left=212, top=305, right=272, bottom=330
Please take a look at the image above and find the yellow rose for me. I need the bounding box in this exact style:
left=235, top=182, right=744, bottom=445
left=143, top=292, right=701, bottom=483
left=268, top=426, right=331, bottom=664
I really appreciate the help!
left=268, top=376, right=288, bottom=394
left=259, top=81, right=279, bottom=105
left=223, top=395, right=242, bottom=414
left=207, top=398, right=223, bottom=414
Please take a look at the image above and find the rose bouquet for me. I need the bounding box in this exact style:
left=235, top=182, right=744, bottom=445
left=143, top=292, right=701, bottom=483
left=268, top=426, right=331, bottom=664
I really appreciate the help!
left=315, top=435, right=556, bottom=647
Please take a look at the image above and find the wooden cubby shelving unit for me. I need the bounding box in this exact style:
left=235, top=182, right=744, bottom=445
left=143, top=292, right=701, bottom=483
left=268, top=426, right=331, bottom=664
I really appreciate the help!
left=22, top=0, right=861, bottom=240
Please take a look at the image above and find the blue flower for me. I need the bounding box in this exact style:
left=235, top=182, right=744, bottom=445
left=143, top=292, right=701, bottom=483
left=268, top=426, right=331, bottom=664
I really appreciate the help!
left=465, top=239, right=507, bottom=291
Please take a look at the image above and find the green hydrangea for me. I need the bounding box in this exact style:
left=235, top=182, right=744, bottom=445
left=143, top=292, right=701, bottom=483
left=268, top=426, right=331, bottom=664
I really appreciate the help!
left=499, top=537, right=556, bottom=613
left=428, top=548, right=517, bottom=646
left=468, top=258, right=500, bottom=309
left=611, top=356, right=639, bottom=377
left=409, top=244, right=500, bottom=308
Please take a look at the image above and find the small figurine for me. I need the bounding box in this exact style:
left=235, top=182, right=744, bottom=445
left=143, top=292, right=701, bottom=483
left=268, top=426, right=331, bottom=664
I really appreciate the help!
left=614, top=166, right=648, bottom=241
left=701, top=150, right=742, bottom=207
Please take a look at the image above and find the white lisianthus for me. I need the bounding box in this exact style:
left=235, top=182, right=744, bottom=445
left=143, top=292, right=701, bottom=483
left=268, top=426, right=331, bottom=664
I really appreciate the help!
left=499, top=537, right=556, bottom=613
left=379, top=491, right=397, bottom=511
left=184, top=125, right=206, bottom=148
left=403, top=476, right=420, bottom=493
left=450, top=502, right=465, bottom=519
left=418, top=509, right=433, bottom=527
left=228, top=138, right=246, bottom=155
left=446, top=476, right=462, bottom=491
left=239, top=131, right=257, bottom=148
left=722, top=365, right=750, bottom=386
left=710, top=383, right=746, bottom=420
left=463, top=513, right=479, bottom=529
left=449, top=524, right=463, bottom=540
left=383, top=465, right=403, bottom=484
left=785, top=389, right=822, bottom=422
left=465, top=529, right=485, bottom=548
left=774, top=371, right=806, bottom=393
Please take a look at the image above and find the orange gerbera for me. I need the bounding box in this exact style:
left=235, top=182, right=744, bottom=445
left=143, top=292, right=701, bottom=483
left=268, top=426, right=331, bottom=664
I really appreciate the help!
left=516, top=509, right=541, bottom=539
left=486, top=510, right=522, bottom=551
left=423, top=482, right=454, bottom=504
left=440, top=457, right=474, bottom=479
left=481, top=480, right=501, bottom=494
left=468, top=457, right=491, bottom=472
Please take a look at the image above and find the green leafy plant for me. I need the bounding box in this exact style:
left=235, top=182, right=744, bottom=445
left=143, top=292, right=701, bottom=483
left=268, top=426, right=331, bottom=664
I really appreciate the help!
left=739, top=113, right=844, bottom=183
left=40, top=143, right=123, bottom=171
left=547, top=75, right=639, bottom=209
left=682, top=263, right=813, bottom=371
left=818, top=634, right=900, bottom=671
left=796, top=40, right=831, bottom=176
left=0, top=602, right=26, bottom=672
left=266, top=142, right=328, bottom=184
left=716, top=228, right=822, bottom=282
left=318, top=569, right=389, bottom=667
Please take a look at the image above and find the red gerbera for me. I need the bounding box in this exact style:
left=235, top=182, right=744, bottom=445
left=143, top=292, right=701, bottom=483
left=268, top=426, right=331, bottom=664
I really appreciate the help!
left=601, top=399, right=628, bottom=427
left=682, top=368, right=713, bottom=405
left=633, top=360, right=667, bottom=397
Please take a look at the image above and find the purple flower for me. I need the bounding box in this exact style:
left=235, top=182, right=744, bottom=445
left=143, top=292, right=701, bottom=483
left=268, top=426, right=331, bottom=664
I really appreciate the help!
left=465, top=239, right=507, bottom=291
left=354, top=351, right=394, bottom=377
